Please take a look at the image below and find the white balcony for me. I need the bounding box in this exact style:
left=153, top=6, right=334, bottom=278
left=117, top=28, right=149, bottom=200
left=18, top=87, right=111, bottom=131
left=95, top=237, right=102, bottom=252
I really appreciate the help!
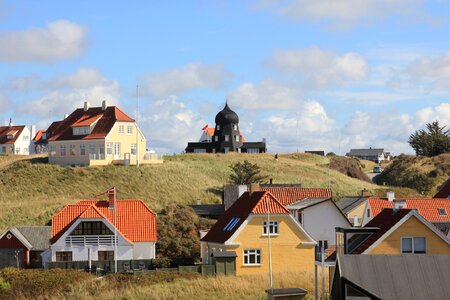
left=65, top=235, right=117, bottom=247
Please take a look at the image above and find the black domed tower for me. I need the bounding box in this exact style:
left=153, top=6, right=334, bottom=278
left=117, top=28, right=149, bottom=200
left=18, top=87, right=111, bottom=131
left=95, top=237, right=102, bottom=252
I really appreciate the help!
left=212, top=103, right=243, bottom=153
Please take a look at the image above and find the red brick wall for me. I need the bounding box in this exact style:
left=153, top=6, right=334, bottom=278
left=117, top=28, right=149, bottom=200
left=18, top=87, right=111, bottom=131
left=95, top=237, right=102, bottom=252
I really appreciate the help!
left=0, top=230, right=29, bottom=265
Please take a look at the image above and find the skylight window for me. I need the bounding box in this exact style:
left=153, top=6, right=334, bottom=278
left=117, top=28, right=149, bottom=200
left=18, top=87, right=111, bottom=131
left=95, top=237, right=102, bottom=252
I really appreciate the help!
left=224, top=217, right=240, bottom=231
left=438, top=208, right=447, bottom=216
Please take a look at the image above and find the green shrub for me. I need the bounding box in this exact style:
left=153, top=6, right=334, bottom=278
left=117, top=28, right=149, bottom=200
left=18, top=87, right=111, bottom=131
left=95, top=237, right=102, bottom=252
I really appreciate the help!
left=0, top=277, right=10, bottom=291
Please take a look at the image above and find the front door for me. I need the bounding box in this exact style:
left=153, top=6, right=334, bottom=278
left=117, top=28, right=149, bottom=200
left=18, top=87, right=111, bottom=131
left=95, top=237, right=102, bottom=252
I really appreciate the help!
left=114, top=143, right=121, bottom=159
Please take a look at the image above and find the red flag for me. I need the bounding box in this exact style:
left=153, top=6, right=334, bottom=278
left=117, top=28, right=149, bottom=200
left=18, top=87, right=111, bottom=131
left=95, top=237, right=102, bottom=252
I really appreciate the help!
left=201, top=124, right=208, bottom=131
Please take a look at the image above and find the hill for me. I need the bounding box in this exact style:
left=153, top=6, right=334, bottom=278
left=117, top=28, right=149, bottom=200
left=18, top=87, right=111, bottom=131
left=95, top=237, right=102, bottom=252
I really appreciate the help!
left=377, top=153, right=450, bottom=196
left=0, top=153, right=412, bottom=231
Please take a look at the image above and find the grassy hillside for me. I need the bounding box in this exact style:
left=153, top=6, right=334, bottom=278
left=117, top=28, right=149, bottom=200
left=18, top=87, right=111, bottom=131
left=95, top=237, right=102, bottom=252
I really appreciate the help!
left=377, top=153, right=450, bottom=196
left=0, top=153, right=403, bottom=231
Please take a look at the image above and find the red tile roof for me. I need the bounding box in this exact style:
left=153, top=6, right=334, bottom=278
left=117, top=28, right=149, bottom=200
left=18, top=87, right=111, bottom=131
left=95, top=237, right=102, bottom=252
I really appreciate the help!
left=33, top=130, right=46, bottom=143
left=368, top=198, right=450, bottom=223
left=434, top=178, right=450, bottom=198
left=201, top=191, right=289, bottom=244
left=47, top=106, right=135, bottom=141
left=51, top=199, right=156, bottom=243
left=352, top=208, right=411, bottom=254
left=262, top=187, right=332, bottom=206
left=0, top=126, right=25, bottom=144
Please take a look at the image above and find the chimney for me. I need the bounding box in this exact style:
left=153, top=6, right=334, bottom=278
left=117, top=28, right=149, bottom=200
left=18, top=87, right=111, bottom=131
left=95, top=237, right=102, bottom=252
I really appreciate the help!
left=361, top=188, right=371, bottom=197
left=8, top=118, right=13, bottom=127
left=393, top=199, right=407, bottom=212
left=102, top=100, right=107, bottom=111
left=84, top=101, right=90, bottom=112
left=248, top=183, right=260, bottom=194
left=269, top=178, right=273, bottom=185
left=196, top=199, right=202, bottom=205
left=387, top=191, right=395, bottom=202
left=353, top=215, right=360, bottom=227
left=108, top=187, right=116, bottom=208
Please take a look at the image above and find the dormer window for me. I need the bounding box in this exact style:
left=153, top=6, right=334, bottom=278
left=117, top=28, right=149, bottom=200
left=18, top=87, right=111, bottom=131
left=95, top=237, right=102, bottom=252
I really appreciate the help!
left=73, top=126, right=90, bottom=135
left=438, top=208, right=447, bottom=216
left=217, top=125, right=220, bottom=131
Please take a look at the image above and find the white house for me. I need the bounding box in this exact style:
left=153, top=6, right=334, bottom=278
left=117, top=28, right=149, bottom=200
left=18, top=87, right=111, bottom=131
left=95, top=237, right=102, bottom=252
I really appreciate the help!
left=42, top=189, right=156, bottom=266
left=287, top=198, right=352, bottom=246
left=0, top=121, right=34, bottom=155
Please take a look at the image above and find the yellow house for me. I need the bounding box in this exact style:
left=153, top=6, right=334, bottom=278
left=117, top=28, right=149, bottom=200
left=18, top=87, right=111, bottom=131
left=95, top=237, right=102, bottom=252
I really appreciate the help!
left=335, top=208, right=450, bottom=256
left=46, top=101, right=162, bottom=166
left=200, top=191, right=317, bottom=276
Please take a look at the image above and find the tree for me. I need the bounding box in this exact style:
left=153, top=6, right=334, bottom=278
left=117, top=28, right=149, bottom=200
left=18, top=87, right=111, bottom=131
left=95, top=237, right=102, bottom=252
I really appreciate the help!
left=229, top=160, right=268, bottom=184
left=408, top=121, right=450, bottom=157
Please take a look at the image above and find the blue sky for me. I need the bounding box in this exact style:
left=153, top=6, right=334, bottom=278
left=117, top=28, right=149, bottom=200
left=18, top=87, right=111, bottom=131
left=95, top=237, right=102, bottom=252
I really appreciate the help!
left=1, top=0, right=450, bottom=154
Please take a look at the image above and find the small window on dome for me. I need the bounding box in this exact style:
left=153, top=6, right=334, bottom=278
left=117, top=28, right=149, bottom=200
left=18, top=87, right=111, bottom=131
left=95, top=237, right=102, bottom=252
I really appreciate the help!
left=217, top=125, right=220, bottom=131
left=233, top=124, right=237, bottom=130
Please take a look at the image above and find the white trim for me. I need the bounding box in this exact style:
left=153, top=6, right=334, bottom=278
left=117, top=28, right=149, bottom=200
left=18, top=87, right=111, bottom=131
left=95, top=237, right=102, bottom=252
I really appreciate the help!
left=362, top=210, right=450, bottom=254
left=135, top=122, right=147, bottom=142
left=242, top=248, right=261, bottom=266
left=225, top=218, right=250, bottom=245
left=401, top=236, right=426, bottom=254
left=0, top=228, right=33, bottom=249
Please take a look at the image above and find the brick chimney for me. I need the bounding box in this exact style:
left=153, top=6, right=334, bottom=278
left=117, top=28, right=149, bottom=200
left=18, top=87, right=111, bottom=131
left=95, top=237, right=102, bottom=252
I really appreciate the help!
left=248, top=183, right=261, bottom=194
left=361, top=188, right=371, bottom=197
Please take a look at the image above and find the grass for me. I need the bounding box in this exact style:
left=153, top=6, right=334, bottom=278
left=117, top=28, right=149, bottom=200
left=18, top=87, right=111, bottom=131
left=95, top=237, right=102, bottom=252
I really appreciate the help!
left=0, top=152, right=407, bottom=231
left=52, top=271, right=318, bottom=300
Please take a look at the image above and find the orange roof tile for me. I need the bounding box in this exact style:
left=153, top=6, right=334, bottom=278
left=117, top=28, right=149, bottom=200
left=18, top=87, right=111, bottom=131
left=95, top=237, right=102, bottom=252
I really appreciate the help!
left=72, top=114, right=103, bottom=127
left=51, top=199, right=156, bottom=243
left=368, top=198, right=450, bottom=223
left=262, top=187, right=332, bottom=206
left=201, top=191, right=289, bottom=243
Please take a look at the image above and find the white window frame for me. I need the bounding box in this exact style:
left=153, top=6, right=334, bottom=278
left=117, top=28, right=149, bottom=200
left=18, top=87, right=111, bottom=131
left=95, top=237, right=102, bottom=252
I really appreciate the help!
left=263, top=220, right=279, bottom=236
left=401, top=237, right=426, bottom=254
left=243, top=249, right=261, bottom=266
left=69, top=144, right=76, bottom=156
left=127, top=125, right=133, bottom=135
left=131, top=143, right=137, bottom=156
left=216, top=125, right=220, bottom=131
left=224, top=135, right=230, bottom=142
left=235, top=135, right=240, bottom=142
left=80, top=144, right=86, bottom=156
left=106, top=143, right=113, bottom=156
left=118, top=125, right=124, bottom=134
left=60, top=145, right=66, bottom=156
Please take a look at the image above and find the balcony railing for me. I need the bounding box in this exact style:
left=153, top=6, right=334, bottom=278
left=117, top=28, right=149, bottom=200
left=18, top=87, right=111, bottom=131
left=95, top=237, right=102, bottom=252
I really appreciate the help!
left=65, top=235, right=117, bottom=247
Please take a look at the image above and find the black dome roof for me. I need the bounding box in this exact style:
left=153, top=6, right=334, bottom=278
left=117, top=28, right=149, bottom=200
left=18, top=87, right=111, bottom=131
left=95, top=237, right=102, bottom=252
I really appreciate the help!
left=215, top=103, right=239, bottom=125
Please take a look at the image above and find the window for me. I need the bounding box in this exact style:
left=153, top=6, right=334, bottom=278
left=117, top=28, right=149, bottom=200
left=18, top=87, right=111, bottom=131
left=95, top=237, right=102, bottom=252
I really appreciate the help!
left=247, top=148, right=260, bottom=154
left=73, top=127, right=90, bottom=135
left=233, top=124, right=237, bottom=130
left=235, top=135, right=240, bottom=142
left=263, top=220, right=278, bottom=235
left=224, top=217, right=241, bottom=231
left=216, top=125, right=220, bottom=131
left=106, top=143, right=113, bottom=156
left=127, top=126, right=133, bottom=135
left=70, top=144, right=76, bottom=156
left=243, top=249, right=261, bottom=266
left=367, top=209, right=370, bottom=218
left=98, top=144, right=105, bottom=159
left=118, top=125, right=124, bottom=134
left=56, top=251, right=72, bottom=262
left=1, top=146, right=5, bottom=154
left=438, top=208, right=447, bottom=216
left=402, top=237, right=426, bottom=254
left=131, top=143, right=137, bottom=155
left=89, top=144, right=95, bottom=159
left=72, top=222, right=113, bottom=235
left=80, top=144, right=86, bottom=156
left=50, top=145, right=56, bottom=156
left=224, top=135, right=230, bottom=142
left=23, top=135, right=29, bottom=141
left=60, top=145, right=66, bottom=156
left=15, top=147, right=20, bottom=154
left=214, top=136, right=218, bottom=142
left=98, top=251, right=114, bottom=261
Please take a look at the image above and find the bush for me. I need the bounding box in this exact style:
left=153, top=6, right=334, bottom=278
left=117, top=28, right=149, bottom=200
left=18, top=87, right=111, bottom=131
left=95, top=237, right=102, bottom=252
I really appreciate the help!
left=0, top=277, right=10, bottom=291
left=0, top=268, right=92, bottom=299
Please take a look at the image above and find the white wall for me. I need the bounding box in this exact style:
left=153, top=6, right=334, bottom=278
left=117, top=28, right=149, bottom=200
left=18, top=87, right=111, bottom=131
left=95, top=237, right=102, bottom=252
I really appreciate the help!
left=13, top=126, right=31, bottom=155
left=301, top=201, right=351, bottom=245
left=133, top=242, right=155, bottom=259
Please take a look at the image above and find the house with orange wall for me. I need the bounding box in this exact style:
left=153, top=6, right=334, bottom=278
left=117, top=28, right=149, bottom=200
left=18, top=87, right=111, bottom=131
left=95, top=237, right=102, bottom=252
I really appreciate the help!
left=200, top=190, right=316, bottom=276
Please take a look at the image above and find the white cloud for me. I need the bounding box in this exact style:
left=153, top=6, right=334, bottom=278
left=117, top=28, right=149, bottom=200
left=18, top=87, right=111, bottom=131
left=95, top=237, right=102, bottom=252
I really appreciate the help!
left=257, top=0, right=428, bottom=29
left=269, top=47, right=368, bottom=88
left=139, top=63, right=230, bottom=97
left=228, top=80, right=303, bottom=110
left=139, top=96, right=206, bottom=153
left=15, top=68, right=120, bottom=117
left=0, top=20, right=88, bottom=62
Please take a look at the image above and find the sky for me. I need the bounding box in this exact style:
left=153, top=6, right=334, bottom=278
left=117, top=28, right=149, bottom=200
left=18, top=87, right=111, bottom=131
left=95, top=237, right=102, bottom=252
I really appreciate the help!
left=0, top=0, right=450, bottom=155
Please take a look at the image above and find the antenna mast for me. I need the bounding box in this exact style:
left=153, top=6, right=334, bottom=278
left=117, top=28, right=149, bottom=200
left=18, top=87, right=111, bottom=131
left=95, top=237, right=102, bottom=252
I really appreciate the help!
left=136, top=85, right=140, bottom=168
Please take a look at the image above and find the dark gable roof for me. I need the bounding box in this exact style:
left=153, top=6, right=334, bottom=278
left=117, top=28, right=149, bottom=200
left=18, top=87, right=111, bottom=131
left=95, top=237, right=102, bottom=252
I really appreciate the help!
left=336, top=254, right=450, bottom=300
left=351, top=209, right=411, bottom=254
left=347, top=148, right=384, bottom=156
left=0, top=126, right=26, bottom=144
left=47, top=106, right=135, bottom=141
left=15, top=226, right=51, bottom=250
left=336, top=196, right=367, bottom=214
left=434, top=178, right=450, bottom=198
left=201, top=191, right=288, bottom=244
